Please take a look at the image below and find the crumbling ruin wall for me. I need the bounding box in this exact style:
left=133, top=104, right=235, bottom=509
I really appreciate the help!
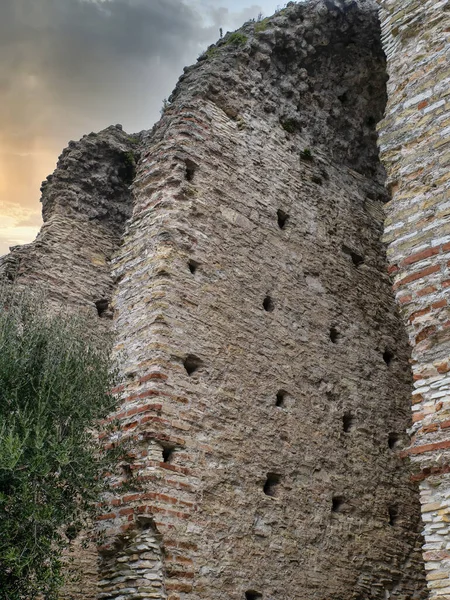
left=378, top=0, right=450, bottom=596
left=0, top=125, right=138, bottom=319
left=0, top=125, right=139, bottom=600
left=100, top=1, right=427, bottom=598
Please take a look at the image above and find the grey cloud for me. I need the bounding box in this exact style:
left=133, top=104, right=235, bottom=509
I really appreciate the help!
left=0, top=0, right=263, bottom=252
left=0, top=0, right=216, bottom=138
left=0, top=0, right=217, bottom=219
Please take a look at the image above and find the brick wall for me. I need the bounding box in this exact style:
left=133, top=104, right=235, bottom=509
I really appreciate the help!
left=378, top=0, right=450, bottom=596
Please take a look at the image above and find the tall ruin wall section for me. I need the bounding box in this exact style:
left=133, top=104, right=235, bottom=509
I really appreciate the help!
left=100, top=1, right=426, bottom=598
left=378, top=0, right=450, bottom=596
left=0, top=125, right=139, bottom=600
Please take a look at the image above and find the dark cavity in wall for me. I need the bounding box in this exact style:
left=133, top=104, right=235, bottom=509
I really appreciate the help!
left=188, top=259, right=200, bottom=274
left=121, top=464, right=133, bottom=480
left=389, top=505, right=399, bottom=526
left=183, top=354, right=203, bottom=376
left=95, top=298, right=110, bottom=318
left=276, top=389, right=288, bottom=407
left=342, top=245, right=364, bottom=267
left=263, top=296, right=275, bottom=312
left=277, top=209, right=289, bottom=229
left=330, top=326, right=340, bottom=343
left=245, top=592, right=263, bottom=600
left=343, top=412, right=354, bottom=433
left=162, top=447, right=176, bottom=463
left=388, top=432, right=400, bottom=450
left=263, top=473, right=282, bottom=497
left=383, top=349, right=394, bottom=366
left=185, top=159, right=198, bottom=182
left=332, top=496, right=345, bottom=513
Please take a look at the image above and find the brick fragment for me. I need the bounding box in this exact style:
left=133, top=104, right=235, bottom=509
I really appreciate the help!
left=394, top=264, right=440, bottom=289
left=402, top=246, right=439, bottom=266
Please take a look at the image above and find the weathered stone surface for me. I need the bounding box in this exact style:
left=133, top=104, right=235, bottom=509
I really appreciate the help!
left=377, top=0, right=450, bottom=596
left=101, top=1, right=426, bottom=598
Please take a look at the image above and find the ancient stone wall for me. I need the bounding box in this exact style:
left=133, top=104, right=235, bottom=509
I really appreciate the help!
left=378, top=0, right=450, bottom=596
left=100, top=2, right=426, bottom=598
left=0, top=125, right=139, bottom=600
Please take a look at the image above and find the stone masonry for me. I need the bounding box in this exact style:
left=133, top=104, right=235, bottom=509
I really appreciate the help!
left=378, top=0, right=450, bottom=596
left=98, top=1, right=426, bottom=598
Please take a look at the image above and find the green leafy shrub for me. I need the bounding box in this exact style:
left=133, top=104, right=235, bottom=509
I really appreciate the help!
left=280, top=118, right=300, bottom=134
left=119, top=151, right=137, bottom=184
left=300, top=148, right=313, bottom=161
left=255, top=18, right=270, bottom=33
left=226, top=32, right=248, bottom=46
left=0, top=288, right=120, bottom=600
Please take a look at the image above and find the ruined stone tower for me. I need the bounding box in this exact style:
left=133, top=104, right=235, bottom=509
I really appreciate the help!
left=97, top=1, right=426, bottom=598
left=2, top=0, right=448, bottom=597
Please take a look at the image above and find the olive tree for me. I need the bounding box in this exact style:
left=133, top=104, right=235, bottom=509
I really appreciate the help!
left=0, top=287, right=120, bottom=599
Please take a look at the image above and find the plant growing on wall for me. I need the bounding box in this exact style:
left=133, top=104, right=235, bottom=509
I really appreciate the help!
left=0, top=287, right=121, bottom=600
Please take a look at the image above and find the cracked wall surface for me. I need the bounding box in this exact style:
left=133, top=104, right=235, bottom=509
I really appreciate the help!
left=100, top=1, right=426, bottom=598
left=378, top=0, right=450, bottom=596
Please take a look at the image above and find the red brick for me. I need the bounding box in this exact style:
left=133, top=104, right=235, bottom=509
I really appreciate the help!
left=394, top=264, right=440, bottom=289
left=166, top=554, right=194, bottom=565
left=126, top=403, right=163, bottom=418
left=166, top=568, right=195, bottom=579
left=441, top=420, right=450, bottom=429
left=412, top=393, right=424, bottom=405
left=398, top=294, right=413, bottom=304
left=159, top=494, right=178, bottom=505
left=402, top=246, right=439, bottom=266
left=410, top=464, right=450, bottom=482
left=415, top=325, right=436, bottom=343
left=166, top=583, right=193, bottom=592
left=418, top=100, right=428, bottom=110
left=97, top=513, right=116, bottom=521
left=417, top=285, right=438, bottom=297
left=409, top=307, right=430, bottom=322
left=422, top=424, right=439, bottom=434
left=139, top=372, right=168, bottom=383
left=432, top=299, right=447, bottom=309
left=405, top=438, right=450, bottom=456
left=412, top=412, right=424, bottom=423
left=111, top=384, right=125, bottom=394
left=423, top=550, right=450, bottom=561
left=122, top=493, right=141, bottom=503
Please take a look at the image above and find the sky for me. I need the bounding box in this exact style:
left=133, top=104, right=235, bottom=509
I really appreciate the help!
left=0, top=0, right=283, bottom=256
